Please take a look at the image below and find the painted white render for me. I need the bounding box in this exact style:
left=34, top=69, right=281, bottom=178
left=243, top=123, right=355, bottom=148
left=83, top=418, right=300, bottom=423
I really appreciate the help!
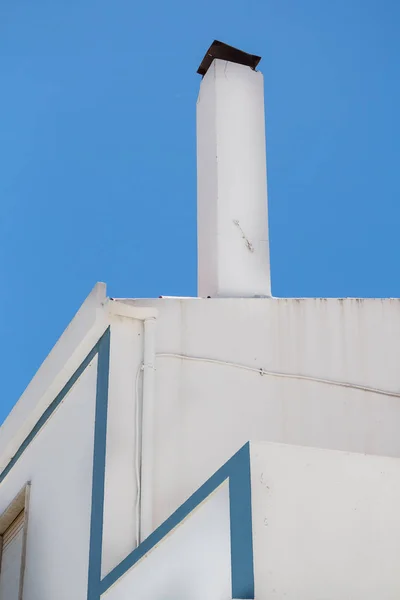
left=0, top=281, right=108, bottom=476
left=116, top=296, right=400, bottom=530
left=250, top=441, right=400, bottom=599
left=102, top=441, right=400, bottom=600
left=1, top=290, right=400, bottom=598
left=0, top=357, right=98, bottom=600
left=197, top=59, right=270, bottom=298
left=102, top=317, right=141, bottom=576
left=102, top=483, right=231, bottom=600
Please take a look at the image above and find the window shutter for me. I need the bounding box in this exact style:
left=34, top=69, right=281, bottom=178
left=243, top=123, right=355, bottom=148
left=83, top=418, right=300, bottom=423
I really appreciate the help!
left=0, top=510, right=25, bottom=600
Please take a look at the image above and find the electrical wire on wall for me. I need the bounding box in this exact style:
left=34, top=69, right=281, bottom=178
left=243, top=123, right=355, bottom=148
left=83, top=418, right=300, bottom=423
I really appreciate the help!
left=155, top=353, right=400, bottom=399
left=133, top=350, right=400, bottom=547
left=134, top=363, right=144, bottom=548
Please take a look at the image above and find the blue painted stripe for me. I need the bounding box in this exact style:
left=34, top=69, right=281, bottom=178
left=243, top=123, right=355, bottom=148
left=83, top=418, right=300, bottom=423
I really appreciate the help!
left=99, top=442, right=254, bottom=598
left=0, top=338, right=101, bottom=485
left=229, top=442, right=254, bottom=599
left=87, top=328, right=111, bottom=600
left=0, top=319, right=255, bottom=600
left=0, top=322, right=112, bottom=600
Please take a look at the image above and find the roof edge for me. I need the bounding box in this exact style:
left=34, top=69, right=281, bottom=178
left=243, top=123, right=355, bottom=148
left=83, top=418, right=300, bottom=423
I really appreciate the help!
left=0, top=282, right=109, bottom=472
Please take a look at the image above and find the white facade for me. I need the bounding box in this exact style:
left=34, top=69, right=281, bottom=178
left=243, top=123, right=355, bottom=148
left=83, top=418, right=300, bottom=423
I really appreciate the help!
left=1, top=42, right=399, bottom=599
left=0, top=351, right=98, bottom=599
left=1, top=287, right=400, bottom=599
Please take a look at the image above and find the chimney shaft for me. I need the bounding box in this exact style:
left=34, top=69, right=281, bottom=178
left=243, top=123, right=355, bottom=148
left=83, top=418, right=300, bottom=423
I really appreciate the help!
left=196, top=43, right=271, bottom=298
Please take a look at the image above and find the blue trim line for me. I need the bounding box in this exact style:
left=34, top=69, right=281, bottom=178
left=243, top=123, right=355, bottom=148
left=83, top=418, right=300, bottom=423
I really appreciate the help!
left=0, top=338, right=101, bottom=485
left=87, top=328, right=111, bottom=600
left=99, top=442, right=254, bottom=599
left=229, top=443, right=254, bottom=599
left=0, top=324, right=111, bottom=600
left=0, top=323, right=254, bottom=600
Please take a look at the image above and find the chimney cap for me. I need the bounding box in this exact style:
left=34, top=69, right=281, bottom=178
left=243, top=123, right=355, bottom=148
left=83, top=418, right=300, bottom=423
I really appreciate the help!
left=197, top=40, right=261, bottom=77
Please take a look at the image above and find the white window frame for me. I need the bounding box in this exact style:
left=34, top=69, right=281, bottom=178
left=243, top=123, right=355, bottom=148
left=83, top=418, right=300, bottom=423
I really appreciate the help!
left=0, top=484, right=31, bottom=600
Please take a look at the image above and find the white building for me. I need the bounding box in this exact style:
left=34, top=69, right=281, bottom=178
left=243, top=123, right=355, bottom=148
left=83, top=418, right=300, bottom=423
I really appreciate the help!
left=1, top=40, right=400, bottom=600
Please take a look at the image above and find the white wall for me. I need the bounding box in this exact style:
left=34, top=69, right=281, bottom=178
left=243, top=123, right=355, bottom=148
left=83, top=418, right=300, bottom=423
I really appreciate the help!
left=197, top=60, right=270, bottom=298
left=117, top=297, right=400, bottom=530
left=0, top=357, right=98, bottom=600
left=101, top=483, right=231, bottom=600
left=3, top=293, right=400, bottom=598
left=250, top=441, right=400, bottom=599
left=0, top=282, right=107, bottom=475
left=102, top=318, right=143, bottom=576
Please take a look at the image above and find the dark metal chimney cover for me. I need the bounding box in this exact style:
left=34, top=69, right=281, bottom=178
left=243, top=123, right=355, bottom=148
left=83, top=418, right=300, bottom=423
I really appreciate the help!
left=197, top=40, right=261, bottom=77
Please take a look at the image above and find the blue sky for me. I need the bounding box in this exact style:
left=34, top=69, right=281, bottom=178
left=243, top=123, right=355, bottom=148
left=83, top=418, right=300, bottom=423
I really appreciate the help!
left=0, top=0, right=399, bottom=422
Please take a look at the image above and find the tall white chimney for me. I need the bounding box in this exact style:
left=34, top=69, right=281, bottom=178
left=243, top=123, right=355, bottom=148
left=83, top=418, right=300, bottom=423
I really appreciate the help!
left=197, top=41, right=271, bottom=298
